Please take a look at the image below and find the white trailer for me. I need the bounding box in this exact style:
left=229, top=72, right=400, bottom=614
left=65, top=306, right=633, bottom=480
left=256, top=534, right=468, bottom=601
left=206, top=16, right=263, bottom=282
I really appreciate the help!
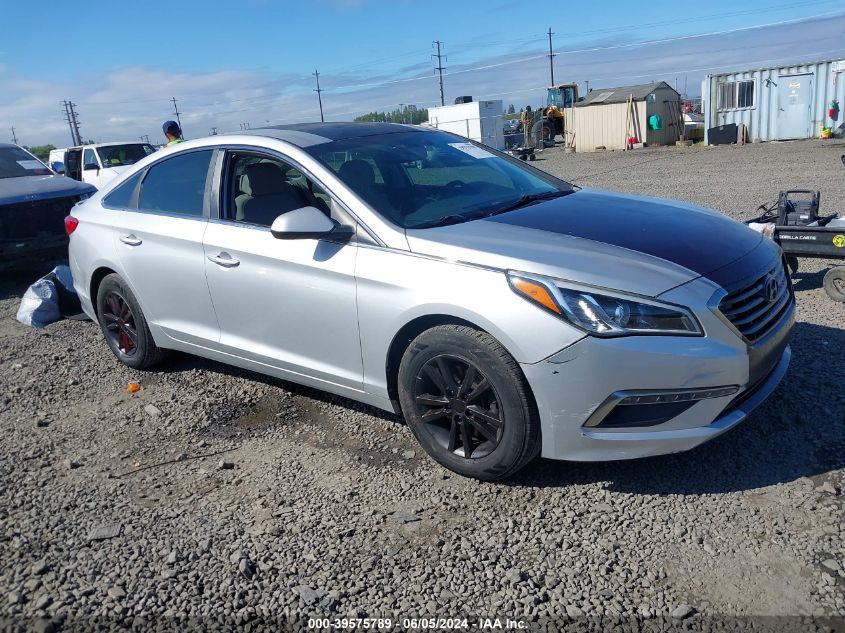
left=426, top=100, right=505, bottom=150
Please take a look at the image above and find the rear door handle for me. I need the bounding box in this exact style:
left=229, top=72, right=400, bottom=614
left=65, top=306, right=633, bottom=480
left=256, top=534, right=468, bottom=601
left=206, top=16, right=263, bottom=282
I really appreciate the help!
left=207, top=252, right=240, bottom=268
left=119, top=234, right=142, bottom=246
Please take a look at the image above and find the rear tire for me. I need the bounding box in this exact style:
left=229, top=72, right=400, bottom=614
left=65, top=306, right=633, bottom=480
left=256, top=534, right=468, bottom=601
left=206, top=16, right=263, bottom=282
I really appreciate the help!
left=823, top=266, right=845, bottom=302
left=397, top=325, right=541, bottom=481
left=96, top=273, right=168, bottom=369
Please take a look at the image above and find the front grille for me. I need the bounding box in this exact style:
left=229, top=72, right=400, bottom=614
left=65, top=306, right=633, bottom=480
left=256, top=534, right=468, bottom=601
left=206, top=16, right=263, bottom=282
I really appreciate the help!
left=0, top=196, right=79, bottom=241
left=719, top=259, right=792, bottom=343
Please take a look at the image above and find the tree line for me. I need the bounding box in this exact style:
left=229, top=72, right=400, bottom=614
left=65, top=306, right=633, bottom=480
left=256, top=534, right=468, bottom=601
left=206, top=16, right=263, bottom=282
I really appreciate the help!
left=355, top=108, right=428, bottom=124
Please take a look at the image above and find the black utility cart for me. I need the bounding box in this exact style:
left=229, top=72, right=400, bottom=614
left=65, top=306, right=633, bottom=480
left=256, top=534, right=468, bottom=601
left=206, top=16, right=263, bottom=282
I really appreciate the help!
left=747, top=155, right=845, bottom=302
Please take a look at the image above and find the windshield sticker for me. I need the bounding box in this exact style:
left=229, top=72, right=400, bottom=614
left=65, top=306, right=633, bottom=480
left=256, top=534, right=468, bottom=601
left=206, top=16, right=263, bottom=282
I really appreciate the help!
left=17, top=160, right=45, bottom=170
left=448, top=142, right=495, bottom=159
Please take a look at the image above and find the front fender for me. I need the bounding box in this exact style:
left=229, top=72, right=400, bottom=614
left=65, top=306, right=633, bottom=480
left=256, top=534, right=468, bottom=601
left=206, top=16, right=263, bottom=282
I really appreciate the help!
left=355, top=246, right=585, bottom=399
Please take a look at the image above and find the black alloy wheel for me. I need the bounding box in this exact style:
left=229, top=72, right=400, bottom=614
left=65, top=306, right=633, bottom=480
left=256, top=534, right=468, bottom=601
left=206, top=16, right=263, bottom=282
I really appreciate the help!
left=102, top=291, right=138, bottom=357
left=413, top=354, right=504, bottom=459
left=397, top=325, right=541, bottom=480
left=96, top=273, right=168, bottom=370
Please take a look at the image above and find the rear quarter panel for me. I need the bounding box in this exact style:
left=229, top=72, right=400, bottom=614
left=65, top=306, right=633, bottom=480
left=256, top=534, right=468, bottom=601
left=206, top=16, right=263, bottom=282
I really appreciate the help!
left=68, top=201, right=122, bottom=319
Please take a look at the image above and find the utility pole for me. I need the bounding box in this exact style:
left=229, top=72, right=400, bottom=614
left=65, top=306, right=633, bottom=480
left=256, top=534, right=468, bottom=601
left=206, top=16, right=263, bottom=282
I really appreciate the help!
left=547, top=28, right=556, bottom=86
left=62, top=101, right=73, bottom=145
left=62, top=100, right=82, bottom=146
left=10, top=127, right=17, bottom=145
left=171, top=97, right=183, bottom=137
left=210, top=127, right=218, bottom=136
left=399, top=104, right=404, bottom=123
left=432, top=40, right=446, bottom=106
left=313, top=70, right=325, bottom=123
left=69, top=102, right=82, bottom=145
left=585, top=80, right=590, bottom=94
left=139, top=134, right=150, bottom=143
left=239, top=122, right=250, bottom=130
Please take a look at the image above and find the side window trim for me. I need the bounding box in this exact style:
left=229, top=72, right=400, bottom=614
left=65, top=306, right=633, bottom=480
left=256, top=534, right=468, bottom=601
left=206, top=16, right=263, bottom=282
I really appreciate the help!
left=217, top=144, right=381, bottom=245
left=209, top=148, right=226, bottom=221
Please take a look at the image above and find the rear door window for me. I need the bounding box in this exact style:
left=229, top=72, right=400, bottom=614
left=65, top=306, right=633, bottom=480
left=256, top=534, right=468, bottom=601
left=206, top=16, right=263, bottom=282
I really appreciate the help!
left=137, top=150, right=213, bottom=217
left=103, top=171, right=143, bottom=209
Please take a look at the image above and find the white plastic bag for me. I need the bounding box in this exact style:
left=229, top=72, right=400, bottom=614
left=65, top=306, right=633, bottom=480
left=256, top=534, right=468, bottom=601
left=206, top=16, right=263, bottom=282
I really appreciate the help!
left=16, top=265, right=80, bottom=328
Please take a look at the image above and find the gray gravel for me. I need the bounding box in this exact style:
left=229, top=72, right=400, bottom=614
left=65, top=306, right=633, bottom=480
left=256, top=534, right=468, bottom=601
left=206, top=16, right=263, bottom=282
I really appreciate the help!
left=1, top=139, right=844, bottom=631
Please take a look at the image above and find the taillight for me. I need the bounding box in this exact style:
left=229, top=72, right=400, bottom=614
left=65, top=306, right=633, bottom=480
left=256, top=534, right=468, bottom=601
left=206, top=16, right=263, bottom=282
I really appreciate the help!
left=64, top=215, right=79, bottom=235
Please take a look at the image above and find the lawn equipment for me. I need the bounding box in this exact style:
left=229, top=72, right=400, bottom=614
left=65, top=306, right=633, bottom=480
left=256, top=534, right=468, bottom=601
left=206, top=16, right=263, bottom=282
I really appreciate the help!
left=746, top=155, right=845, bottom=301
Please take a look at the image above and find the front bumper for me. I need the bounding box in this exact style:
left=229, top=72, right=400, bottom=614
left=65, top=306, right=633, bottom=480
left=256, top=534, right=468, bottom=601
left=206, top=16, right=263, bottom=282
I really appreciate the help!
left=577, top=346, right=789, bottom=457
left=522, top=298, right=793, bottom=461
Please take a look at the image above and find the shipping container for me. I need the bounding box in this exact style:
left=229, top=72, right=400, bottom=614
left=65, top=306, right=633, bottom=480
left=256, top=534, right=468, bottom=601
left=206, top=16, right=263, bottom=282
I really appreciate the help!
left=703, top=58, right=845, bottom=143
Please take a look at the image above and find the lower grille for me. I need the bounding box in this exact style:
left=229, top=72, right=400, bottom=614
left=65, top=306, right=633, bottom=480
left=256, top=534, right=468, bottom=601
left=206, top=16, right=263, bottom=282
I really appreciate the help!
left=718, top=259, right=792, bottom=343
left=0, top=196, right=79, bottom=241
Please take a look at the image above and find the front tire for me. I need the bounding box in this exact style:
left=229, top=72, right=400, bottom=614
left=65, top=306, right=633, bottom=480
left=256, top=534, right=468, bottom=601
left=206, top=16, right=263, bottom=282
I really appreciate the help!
left=96, top=273, right=168, bottom=369
left=397, top=325, right=541, bottom=480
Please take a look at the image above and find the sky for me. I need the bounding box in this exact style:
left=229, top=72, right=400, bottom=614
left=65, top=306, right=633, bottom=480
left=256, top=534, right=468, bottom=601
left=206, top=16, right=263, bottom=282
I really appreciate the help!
left=2, top=0, right=845, bottom=147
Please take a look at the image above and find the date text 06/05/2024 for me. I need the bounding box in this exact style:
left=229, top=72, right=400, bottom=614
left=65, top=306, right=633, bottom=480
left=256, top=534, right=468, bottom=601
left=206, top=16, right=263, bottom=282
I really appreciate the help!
left=306, top=617, right=528, bottom=630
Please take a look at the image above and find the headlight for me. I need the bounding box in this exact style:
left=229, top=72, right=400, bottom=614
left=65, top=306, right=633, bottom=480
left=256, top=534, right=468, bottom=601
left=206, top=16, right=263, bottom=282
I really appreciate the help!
left=507, top=272, right=701, bottom=337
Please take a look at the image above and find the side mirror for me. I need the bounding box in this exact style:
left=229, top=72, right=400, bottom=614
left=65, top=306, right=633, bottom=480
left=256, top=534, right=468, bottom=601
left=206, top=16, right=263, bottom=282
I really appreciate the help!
left=270, top=206, right=353, bottom=242
left=83, top=162, right=99, bottom=171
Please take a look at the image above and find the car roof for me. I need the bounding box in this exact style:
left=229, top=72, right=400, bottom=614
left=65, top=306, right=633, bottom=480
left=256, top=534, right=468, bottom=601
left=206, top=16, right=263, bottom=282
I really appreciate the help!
left=243, top=122, right=425, bottom=147
left=70, top=141, right=151, bottom=149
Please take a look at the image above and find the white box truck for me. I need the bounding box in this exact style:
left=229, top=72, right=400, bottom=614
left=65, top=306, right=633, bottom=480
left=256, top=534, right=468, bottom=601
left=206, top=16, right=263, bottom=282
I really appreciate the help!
left=427, top=100, right=505, bottom=150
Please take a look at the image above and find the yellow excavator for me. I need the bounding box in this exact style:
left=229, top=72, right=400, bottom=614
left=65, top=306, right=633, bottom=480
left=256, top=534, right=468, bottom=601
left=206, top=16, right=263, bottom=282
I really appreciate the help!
left=537, top=83, right=579, bottom=141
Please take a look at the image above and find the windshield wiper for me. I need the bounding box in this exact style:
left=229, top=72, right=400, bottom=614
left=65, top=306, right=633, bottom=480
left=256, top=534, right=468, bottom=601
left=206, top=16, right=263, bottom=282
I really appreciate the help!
left=410, top=213, right=485, bottom=229
left=484, top=190, right=572, bottom=217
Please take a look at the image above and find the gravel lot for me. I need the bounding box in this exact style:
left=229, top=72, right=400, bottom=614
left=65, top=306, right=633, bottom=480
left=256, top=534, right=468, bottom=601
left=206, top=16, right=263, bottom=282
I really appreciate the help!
left=1, top=139, right=844, bottom=632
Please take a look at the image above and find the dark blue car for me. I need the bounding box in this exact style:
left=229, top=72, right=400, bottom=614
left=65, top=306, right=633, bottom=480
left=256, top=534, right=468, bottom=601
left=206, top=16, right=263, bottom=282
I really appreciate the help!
left=0, top=143, right=95, bottom=270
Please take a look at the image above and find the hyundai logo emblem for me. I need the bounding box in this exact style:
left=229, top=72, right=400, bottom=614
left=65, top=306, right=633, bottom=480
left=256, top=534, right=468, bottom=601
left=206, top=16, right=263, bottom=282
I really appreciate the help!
left=764, top=275, right=779, bottom=303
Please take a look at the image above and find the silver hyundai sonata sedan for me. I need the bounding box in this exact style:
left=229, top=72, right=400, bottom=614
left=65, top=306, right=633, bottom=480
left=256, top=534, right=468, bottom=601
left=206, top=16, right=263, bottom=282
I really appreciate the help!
left=67, top=123, right=794, bottom=480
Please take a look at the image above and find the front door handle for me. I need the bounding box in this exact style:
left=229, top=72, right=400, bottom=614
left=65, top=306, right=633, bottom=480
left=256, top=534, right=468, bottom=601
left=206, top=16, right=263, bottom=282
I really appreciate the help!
left=207, top=252, right=240, bottom=268
left=119, top=234, right=142, bottom=246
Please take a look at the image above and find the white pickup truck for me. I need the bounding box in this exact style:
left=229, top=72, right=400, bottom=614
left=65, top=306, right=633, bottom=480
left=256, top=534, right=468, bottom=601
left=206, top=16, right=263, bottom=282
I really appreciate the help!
left=63, top=142, right=156, bottom=189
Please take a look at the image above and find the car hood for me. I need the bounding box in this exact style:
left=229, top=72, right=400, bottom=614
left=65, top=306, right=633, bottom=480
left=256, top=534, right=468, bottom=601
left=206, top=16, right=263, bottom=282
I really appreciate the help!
left=97, top=165, right=130, bottom=184
left=405, top=188, right=764, bottom=297
left=102, top=165, right=130, bottom=174
left=0, top=174, right=96, bottom=206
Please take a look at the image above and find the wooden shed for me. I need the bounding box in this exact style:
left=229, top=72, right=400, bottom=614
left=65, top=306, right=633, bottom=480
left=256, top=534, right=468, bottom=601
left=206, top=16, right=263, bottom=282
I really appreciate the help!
left=572, top=82, right=683, bottom=152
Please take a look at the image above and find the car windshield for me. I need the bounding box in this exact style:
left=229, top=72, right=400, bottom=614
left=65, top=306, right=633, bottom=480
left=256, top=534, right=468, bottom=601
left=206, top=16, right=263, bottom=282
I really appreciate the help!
left=0, top=146, right=52, bottom=179
left=306, top=130, right=573, bottom=229
left=96, top=143, right=156, bottom=168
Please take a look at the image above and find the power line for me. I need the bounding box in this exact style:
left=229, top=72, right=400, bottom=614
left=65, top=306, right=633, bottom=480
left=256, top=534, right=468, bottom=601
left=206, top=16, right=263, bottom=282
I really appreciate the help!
left=432, top=40, right=447, bottom=106
left=313, top=69, right=325, bottom=123
left=547, top=28, right=556, bottom=86
left=171, top=97, right=183, bottom=137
